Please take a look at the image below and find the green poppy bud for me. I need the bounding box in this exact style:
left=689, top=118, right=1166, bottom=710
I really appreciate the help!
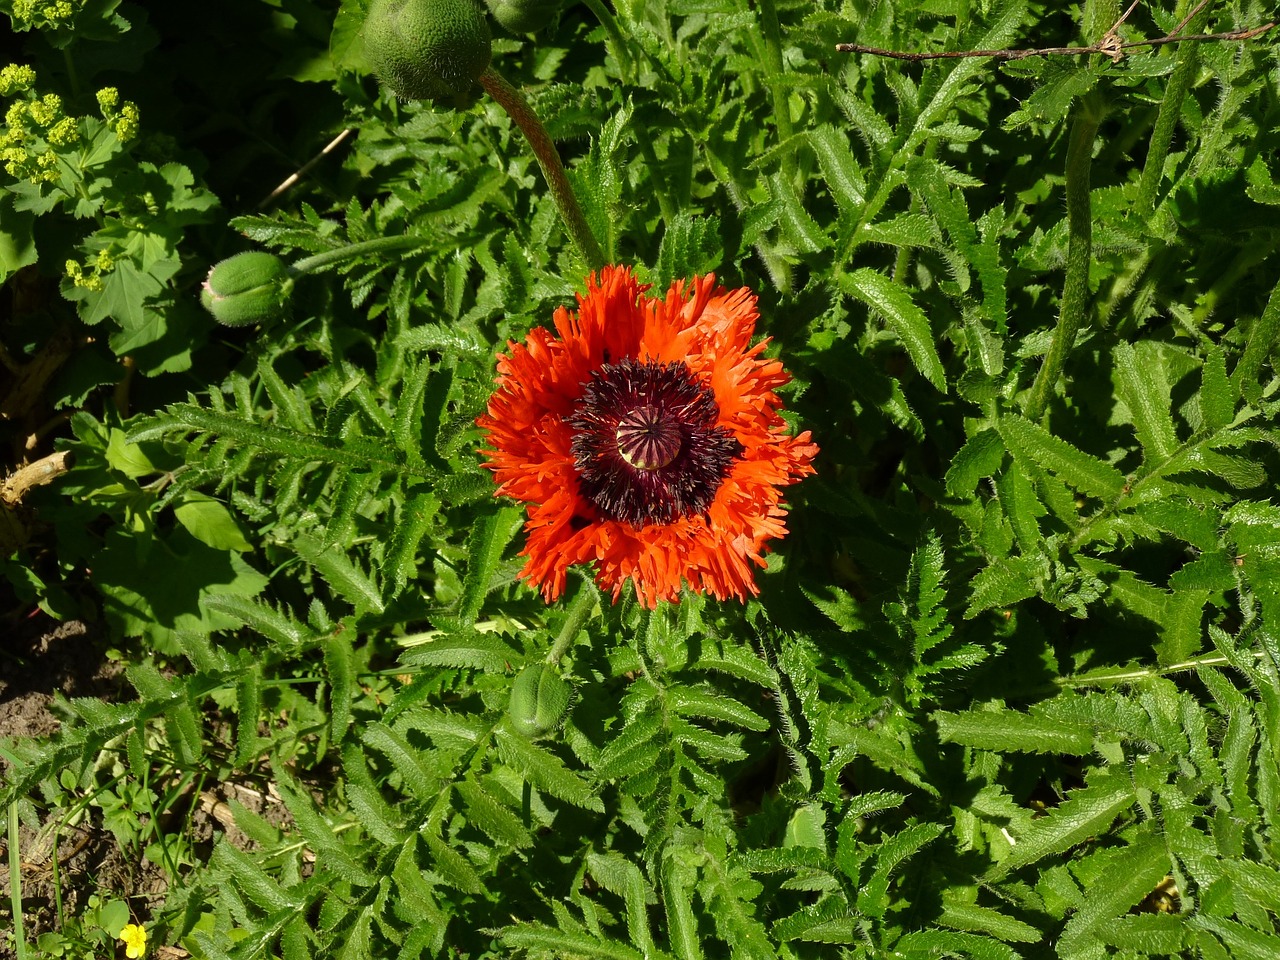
left=507, top=663, right=573, bottom=738
left=485, top=0, right=560, bottom=34
left=364, top=0, right=492, bottom=103
left=200, top=252, right=294, bottom=328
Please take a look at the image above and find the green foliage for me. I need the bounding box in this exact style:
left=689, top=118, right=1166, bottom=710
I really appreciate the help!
left=4, top=0, right=1280, bottom=958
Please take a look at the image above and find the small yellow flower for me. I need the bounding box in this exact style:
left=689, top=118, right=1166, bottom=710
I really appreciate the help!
left=119, top=923, right=147, bottom=959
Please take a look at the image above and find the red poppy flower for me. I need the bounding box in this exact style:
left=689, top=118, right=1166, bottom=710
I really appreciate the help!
left=477, top=265, right=818, bottom=608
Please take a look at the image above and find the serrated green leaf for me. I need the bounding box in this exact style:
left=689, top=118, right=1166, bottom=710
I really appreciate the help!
left=770, top=172, right=827, bottom=254
left=996, top=465, right=1046, bottom=555
left=940, top=901, right=1042, bottom=944
left=807, top=125, right=865, bottom=217
left=988, top=775, right=1135, bottom=879
left=1057, top=833, right=1171, bottom=953
left=498, top=923, right=647, bottom=960
left=323, top=633, right=356, bottom=744
left=459, top=506, right=522, bottom=625
left=1095, top=913, right=1187, bottom=954
left=1199, top=347, right=1235, bottom=431
left=896, top=929, right=1019, bottom=960
left=654, top=212, right=724, bottom=288
left=1190, top=915, right=1280, bottom=960
left=204, top=595, right=309, bottom=646
left=936, top=706, right=1094, bottom=755
left=399, top=631, right=521, bottom=672
left=586, top=851, right=657, bottom=957
left=669, top=686, right=770, bottom=732
left=495, top=727, right=604, bottom=811
left=840, top=268, right=947, bottom=390
left=946, top=427, right=1005, bottom=495
left=965, top=555, right=1043, bottom=617
left=1115, top=341, right=1179, bottom=463
left=661, top=853, right=704, bottom=960
left=423, top=830, right=485, bottom=895
left=297, top=534, right=384, bottom=615
left=361, top=723, right=439, bottom=801
left=998, top=414, right=1126, bottom=500
left=455, top=779, right=532, bottom=849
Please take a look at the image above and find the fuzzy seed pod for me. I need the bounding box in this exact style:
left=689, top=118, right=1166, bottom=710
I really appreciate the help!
left=485, top=0, right=560, bottom=34
left=200, top=252, right=294, bottom=327
left=507, top=663, right=573, bottom=738
left=364, top=0, right=492, bottom=103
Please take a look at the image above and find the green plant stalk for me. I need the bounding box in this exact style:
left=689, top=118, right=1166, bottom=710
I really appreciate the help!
left=545, top=582, right=598, bottom=665
left=1232, top=270, right=1280, bottom=395
left=8, top=802, right=28, bottom=960
left=478, top=67, right=606, bottom=272
left=579, top=0, right=633, bottom=78
left=709, top=154, right=792, bottom=294
left=1057, top=648, right=1267, bottom=688
left=635, top=123, right=679, bottom=227
left=757, top=0, right=796, bottom=184
left=1023, top=103, right=1102, bottom=422
left=1191, top=235, right=1280, bottom=326
left=288, top=235, right=428, bottom=276
left=1134, top=4, right=1210, bottom=215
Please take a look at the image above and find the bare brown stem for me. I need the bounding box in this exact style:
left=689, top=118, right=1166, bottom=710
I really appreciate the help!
left=835, top=19, right=1275, bottom=61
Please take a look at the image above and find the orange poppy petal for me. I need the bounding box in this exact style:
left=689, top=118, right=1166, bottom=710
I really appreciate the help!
left=478, top=265, right=817, bottom=608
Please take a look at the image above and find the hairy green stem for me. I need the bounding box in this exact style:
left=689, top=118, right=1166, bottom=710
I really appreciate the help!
left=1134, top=4, right=1210, bottom=215
left=757, top=0, right=796, bottom=183
left=635, top=122, right=679, bottom=227
left=1023, top=101, right=1103, bottom=423
left=579, top=0, right=633, bottom=78
left=1192, top=236, right=1279, bottom=326
left=545, top=582, right=598, bottom=665
left=288, top=235, right=426, bottom=276
left=478, top=67, right=606, bottom=272
left=710, top=153, right=792, bottom=293
left=1057, top=648, right=1264, bottom=688
left=1232, top=270, right=1280, bottom=395
left=9, top=802, right=28, bottom=960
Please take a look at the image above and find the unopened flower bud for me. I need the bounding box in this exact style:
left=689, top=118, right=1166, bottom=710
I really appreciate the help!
left=363, top=0, right=492, bottom=104
left=507, top=663, right=573, bottom=738
left=485, top=0, right=560, bottom=34
left=200, top=251, right=294, bottom=327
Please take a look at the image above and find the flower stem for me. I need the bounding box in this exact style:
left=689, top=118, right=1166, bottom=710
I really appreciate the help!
left=579, top=0, right=633, bottom=78
left=288, top=235, right=427, bottom=276
left=635, top=116, right=679, bottom=227
left=9, top=802, right=28, bottom=960
left=545, top=581, right=598, bottom=665
left=1023, top=98, right=1103, bottom=423
left=758, top=0, right=796, bottom=184
left=1232, top=270, right=1280, bottom=398
left=478, top=67, right=607, bottom=272
left=1134, top=1, right=1210, bottom=215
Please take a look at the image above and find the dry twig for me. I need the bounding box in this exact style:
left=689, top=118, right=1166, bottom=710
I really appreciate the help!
left=836, top=0, right=1275, bottom=63
left=259, top=128, right=354, bottom=208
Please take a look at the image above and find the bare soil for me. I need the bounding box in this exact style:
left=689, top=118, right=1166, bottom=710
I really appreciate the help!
left=1, top=612, right=298, bottom=959
left=0, top=615, right=161, bottom=957
left=0, top=616, right=162, bottom=957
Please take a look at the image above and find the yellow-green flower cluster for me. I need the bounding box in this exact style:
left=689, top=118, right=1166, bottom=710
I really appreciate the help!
left=0, top=64, right=36, bottom=97
left=65, top=249, right=115, bottom=292
left=0, top=75, right=140, bottom=186
left=10, top=0, right=83, bottom=30
left=1, top=87, right=73, bottom=184
left=96, top=87, right=140, bottom=143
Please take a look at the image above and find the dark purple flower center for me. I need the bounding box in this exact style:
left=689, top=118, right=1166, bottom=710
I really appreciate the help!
left=567, top=358, right=741, bottom=526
